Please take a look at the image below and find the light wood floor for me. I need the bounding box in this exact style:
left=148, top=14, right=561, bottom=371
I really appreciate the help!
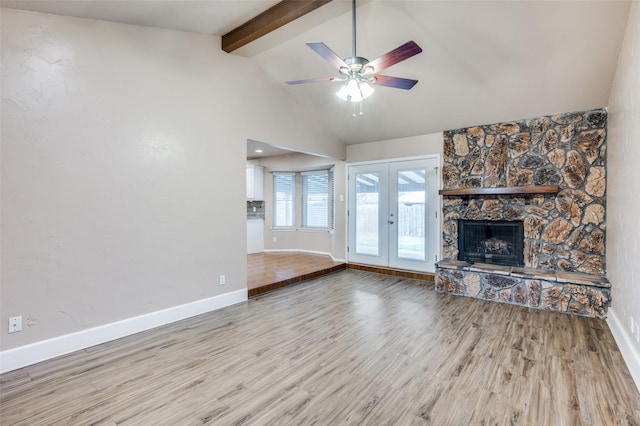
left=247, top=252, right=345, bottom=293
left=2, top=270, right=639, bottom=425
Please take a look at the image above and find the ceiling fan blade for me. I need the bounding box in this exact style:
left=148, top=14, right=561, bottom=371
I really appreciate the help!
left=365, top=41, right=422, bottom=73
left=306, top=42, right=349, bottom=70
left=286, top=77, right=335, bottom=85
left=372, top=75, right=419, bottom=90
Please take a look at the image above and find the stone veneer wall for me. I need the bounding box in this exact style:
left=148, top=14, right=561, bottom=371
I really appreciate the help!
left=442, top=109, right=607, bottom=275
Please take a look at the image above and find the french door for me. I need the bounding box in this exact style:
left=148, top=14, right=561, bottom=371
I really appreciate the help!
left=347, top=158, right=439, bottom=272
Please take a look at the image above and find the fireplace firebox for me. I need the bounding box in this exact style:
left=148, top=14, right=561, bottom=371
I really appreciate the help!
left=457, top=220, right=524, bottom=267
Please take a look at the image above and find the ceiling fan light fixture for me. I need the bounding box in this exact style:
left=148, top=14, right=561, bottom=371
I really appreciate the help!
left=336, top=79, right=374, bottom=103
left=285, top=0, right=421, bottom=107
left=360, top=82, right=374, bottom=99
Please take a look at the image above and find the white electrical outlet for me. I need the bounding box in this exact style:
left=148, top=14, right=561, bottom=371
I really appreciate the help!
left=219, top=275, right=226, bottom=285
left=273, top=236, right=277, bottom=243
left=9, top=316, right=22, bottom=333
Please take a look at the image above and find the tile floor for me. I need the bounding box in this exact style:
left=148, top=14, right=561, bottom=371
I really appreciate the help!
left=247, top=252, right=346, bottom=296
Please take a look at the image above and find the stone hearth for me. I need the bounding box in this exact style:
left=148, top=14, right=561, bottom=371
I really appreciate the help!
left=436, top=260, right=611, bottom=318
left=437, top=109, right=609, bottom=318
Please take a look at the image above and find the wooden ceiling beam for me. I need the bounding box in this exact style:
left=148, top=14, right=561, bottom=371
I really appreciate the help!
left=222, top=0, right=333, bottom=53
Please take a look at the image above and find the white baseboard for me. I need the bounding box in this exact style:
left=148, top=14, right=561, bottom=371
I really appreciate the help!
left=607, top=307, right=640, bottom=394
left=0, top=289, right=247, bottom=374
left=263, top=248, right=346, bottom=263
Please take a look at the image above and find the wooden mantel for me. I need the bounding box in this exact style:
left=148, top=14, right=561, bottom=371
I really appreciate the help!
left=438, top=185, right=560, bottom=196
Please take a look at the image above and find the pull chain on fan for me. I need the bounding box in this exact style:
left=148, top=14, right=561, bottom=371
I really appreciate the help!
left=286, top=0, right=422, bottom=106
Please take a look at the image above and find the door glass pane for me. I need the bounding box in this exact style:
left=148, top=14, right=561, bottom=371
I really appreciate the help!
left=355, top=172, right=379, bottom=255
left=397, top=169, right=426, bottom=260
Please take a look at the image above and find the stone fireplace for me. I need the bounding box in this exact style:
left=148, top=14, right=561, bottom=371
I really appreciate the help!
left=435, top=109, right=611, bottom=318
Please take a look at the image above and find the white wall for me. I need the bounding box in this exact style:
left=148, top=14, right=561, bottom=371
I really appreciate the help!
left=606, top=0, right=640, bottom=390
left=260, top=153, right=346, bottom=261
left=0, top=9, right=343, bottom=354
left=346, top=132, right=443, bottom=163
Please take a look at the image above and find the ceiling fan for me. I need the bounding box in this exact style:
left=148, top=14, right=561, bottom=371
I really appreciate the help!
left=286, top=0, right=422, bottom=105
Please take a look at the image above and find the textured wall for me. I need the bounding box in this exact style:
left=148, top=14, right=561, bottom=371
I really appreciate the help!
left=607, top=1, right=640, bottom=369
left=345, top=133, right=443, bottom=163
left=441, top=109, right=607, bottom=275
left=1, top=9, right=342, bottom=351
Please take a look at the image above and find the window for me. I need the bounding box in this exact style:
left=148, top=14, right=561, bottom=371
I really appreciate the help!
left=273, top=168, right=335, bottom=231
left=302, top=169, right=334, bottom=230
left=273, top=173, right=295, bottom=228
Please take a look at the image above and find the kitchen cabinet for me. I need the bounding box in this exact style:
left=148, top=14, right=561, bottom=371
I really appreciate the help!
left=246, top=165, right=264, bottom=200
left=247, top=218, right=264, bottom=254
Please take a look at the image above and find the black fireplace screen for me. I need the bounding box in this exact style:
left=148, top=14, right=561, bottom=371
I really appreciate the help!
left=457, top=220, right=524, bottom=267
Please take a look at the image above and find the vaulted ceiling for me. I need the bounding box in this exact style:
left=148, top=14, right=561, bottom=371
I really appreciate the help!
left=1, top=0, right=632, bottom=146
